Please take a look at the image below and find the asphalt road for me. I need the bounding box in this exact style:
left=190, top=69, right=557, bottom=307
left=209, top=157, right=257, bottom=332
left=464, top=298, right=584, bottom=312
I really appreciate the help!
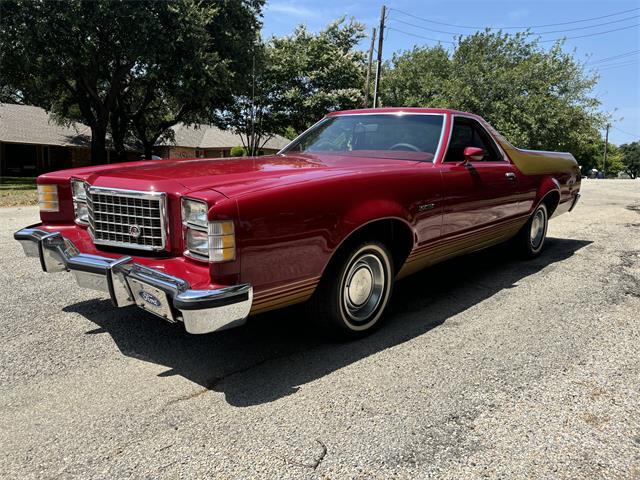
left=1, top=180, right=639, bottom=479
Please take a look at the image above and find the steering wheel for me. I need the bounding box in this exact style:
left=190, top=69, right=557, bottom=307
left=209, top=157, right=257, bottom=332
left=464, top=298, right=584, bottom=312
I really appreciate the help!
left=389, top=142, right=421, bottom=152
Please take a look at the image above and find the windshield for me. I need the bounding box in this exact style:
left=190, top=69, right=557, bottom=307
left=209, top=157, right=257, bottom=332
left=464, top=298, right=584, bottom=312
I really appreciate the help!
left=282, top=114, right=445, bottom=161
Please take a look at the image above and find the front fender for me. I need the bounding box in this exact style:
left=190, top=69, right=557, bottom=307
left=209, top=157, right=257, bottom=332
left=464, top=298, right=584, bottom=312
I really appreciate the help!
left=329, top=199, right=414, bottom=250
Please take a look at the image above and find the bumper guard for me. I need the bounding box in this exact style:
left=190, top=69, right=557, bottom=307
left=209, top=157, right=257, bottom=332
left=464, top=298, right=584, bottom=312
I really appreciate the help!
left=14, top=226, right=252, bottom=334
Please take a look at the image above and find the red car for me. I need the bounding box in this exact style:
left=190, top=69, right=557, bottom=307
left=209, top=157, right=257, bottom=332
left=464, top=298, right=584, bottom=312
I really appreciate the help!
left=15, top=108, right=581, bottom=337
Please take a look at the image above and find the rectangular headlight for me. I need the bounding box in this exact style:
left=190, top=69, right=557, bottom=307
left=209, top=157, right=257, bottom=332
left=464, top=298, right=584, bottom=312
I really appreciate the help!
left=181, top=198, right=208, bottom=228
left=37, top=184, right=59, bottom=212
left=185, top=228, right=209, bottom=258
left=71, top=179, right=87, bottom=200
left=70, top=179, right=89, bottom=224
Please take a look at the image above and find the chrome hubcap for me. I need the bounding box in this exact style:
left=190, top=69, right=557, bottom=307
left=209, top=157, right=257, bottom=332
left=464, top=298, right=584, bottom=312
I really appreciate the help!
left=530, top=209, right=546, bottom=248
left=348, top=267, right=373, bottom=306
left=343, top=253, right=385, bottom=322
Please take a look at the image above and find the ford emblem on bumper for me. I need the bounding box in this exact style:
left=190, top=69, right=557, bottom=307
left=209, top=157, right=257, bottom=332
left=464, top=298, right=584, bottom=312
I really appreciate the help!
left=139, top=290, right=161, bottom=307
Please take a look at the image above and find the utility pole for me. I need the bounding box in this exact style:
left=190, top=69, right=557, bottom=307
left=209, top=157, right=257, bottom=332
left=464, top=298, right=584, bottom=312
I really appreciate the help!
left=603, top=123, right=610, bottom=177
left=372, top=5, right=386, bottom=108
left=364, top=27, right=377, bottom=108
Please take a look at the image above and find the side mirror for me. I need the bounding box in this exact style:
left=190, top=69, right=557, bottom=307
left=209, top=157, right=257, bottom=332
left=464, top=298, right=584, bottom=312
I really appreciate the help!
left=463, top=146, right=484, bottom=162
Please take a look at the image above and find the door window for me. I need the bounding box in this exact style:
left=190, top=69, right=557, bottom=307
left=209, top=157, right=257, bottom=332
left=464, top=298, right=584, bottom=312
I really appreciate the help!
left=445, top=117, right=502, bottom=162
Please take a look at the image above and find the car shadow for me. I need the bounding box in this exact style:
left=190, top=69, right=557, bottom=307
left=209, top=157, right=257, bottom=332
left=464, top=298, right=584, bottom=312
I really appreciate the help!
left=64, top=237, right=592, bottom=407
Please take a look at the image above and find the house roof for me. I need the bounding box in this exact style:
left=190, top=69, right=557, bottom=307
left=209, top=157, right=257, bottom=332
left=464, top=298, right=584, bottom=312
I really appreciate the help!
left=0, top=103, right=291, bottom=151
left=160, top=123, right=290, bottom=151
left=0, top=103, right=91, bottom=147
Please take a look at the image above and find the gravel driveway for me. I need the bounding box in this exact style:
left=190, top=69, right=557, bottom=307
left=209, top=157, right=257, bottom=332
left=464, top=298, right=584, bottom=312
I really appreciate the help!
left=1, top=180, right=639, bottom=479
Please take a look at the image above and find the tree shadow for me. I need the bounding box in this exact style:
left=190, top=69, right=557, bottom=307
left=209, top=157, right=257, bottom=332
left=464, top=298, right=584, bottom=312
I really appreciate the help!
left=64, top=237, right=592, bottom=407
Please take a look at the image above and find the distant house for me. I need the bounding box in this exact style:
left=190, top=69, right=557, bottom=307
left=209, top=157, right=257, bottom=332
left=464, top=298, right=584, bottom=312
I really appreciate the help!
left=0, top=103, right=290, bottom=176
left=155, top=123, right=289, bottom=159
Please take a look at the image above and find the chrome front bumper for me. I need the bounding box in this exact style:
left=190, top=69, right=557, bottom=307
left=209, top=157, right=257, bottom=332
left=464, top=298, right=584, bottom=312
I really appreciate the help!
left=14, top=226, right=252, bottom=334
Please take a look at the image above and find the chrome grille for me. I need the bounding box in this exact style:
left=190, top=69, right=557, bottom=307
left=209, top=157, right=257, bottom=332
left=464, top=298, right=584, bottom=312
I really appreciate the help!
left=86, top=187, right=167, bottom=251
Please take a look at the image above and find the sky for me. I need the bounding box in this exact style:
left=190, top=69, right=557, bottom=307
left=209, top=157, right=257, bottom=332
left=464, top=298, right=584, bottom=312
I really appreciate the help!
left=261, top=0, right=640, bottom=146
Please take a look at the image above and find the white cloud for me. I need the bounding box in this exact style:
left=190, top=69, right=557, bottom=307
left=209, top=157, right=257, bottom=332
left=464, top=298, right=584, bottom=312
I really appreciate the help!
left=265, top=1, right=317, bottom=18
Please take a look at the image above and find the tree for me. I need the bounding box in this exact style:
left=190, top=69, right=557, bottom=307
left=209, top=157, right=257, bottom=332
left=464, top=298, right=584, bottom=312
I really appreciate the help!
left=620, top=142, right=640, bottom=179
left=214, top=42, right=288, bottom=156
left=0, top=0, right=263, bottom=162
left=124, top=0, right=264, bottom=159
left=381, top=46, right=450, bottom=107
left=604, top=144, right=624, bottom=177
left=216, top=18, right=367, bottom=155
left=380, top=31, right=605, bottom=165
left=268, top=18, right=367, bottom=134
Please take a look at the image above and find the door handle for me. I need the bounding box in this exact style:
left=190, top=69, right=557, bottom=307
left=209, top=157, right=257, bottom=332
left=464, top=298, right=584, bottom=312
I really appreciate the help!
left=505, top=172, right=516, bottom=181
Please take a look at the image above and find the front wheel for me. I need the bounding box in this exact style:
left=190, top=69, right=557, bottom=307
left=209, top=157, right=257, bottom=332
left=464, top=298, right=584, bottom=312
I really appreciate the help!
left=514, top=203, right=548, bottom=258
left=311, top=242, right=394, bottom=338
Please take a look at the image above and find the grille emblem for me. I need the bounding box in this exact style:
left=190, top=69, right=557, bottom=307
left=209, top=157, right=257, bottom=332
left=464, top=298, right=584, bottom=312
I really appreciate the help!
left=129, top=225, right=141, bottom=238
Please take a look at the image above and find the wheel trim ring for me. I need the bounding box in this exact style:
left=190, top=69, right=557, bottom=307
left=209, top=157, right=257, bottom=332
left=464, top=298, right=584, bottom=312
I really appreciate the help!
left=341, top=251, right=387, bottom=325
left=530, top=208, right=547, bottom=250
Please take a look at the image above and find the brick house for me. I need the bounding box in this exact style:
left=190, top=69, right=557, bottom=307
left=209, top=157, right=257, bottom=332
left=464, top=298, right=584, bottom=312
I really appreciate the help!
left=0, top=103, right=290, bottom=176
left=155, top=123, right=289, bottom=159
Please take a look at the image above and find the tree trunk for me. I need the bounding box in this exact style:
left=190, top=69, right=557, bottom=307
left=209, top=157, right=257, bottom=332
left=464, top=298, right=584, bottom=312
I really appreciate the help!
left=90, top=125, right=108, bottom=165
left=143, top=141, right=154, bottom=160
left=110, top=110, right=128, bottom=163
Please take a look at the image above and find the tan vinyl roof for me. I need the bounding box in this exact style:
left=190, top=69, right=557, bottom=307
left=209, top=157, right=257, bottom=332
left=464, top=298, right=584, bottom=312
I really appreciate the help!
left=0, top=103, right=291, bottom=151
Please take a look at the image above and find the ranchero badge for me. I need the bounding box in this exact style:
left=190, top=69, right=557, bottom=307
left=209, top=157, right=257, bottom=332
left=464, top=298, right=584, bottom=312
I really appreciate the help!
left=139, top=290, right=161, bottom=307
left=129, top=225, right=141, bottom=238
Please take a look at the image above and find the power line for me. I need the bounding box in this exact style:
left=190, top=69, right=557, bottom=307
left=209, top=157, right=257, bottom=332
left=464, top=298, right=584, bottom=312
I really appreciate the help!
left=611, top=125, right=640, bottom=139
left=387, top=13, right=640, bottom=37
left=388, top=6, right=640, bottom=30
left=539, top=23, right=639, bottom=43
left=386, top=17, right=463, bottom=36
left=587, top=49, right=640, bottom=65
left=386, top=23, right=638, bottom=47
left=596, top=61, right=639, bottom=72
left=385, top=27, right=455, bottom=45
left=594, top=59, right=639, bottom=69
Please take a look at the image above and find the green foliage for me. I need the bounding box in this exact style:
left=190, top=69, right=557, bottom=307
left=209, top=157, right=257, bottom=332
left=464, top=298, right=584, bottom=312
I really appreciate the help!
left=267, top=18, right=366, bottom=134
left=0, top=0, right=264, bottom=161
left=381, top=31, right=605, bottom=167
left=229, top=146, right=247, bottom=157
left=604, top=144, right=624, bottom=177
left=382, top=46, right=450, bottom=107
left=619, top=142, right=640, bottom=179
left=217, top=18, right=366, bottom=155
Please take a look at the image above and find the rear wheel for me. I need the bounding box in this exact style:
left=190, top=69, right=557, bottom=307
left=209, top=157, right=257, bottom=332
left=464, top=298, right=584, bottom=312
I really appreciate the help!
left=311, top=242, right=394, bottom=338
left=515, top=203, right=548, bottom=258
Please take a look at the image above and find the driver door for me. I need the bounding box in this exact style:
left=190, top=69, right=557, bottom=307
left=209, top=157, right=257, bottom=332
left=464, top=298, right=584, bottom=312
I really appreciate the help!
left=440, top=116, right=521, bottom=236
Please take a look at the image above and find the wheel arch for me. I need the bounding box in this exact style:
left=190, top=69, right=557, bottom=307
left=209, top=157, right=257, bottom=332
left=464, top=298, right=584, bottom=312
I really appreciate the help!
left=535, top=177, right=561, bottom=217
left=322, top=215, right=416, bottom=280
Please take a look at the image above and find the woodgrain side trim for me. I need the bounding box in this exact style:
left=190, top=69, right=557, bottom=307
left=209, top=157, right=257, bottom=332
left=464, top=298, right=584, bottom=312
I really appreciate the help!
left=397, top=216, right=527, bottom=279
left=250, top=277, right=320, bottom=315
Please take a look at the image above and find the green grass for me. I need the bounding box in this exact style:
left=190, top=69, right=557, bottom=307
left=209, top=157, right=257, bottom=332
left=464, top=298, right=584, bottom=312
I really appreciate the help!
left=0, top=177, right=37, bottom=207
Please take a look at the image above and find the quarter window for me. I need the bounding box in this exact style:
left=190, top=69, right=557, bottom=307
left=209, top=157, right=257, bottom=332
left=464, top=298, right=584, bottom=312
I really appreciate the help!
left=445, top=117, right=502, bottom=162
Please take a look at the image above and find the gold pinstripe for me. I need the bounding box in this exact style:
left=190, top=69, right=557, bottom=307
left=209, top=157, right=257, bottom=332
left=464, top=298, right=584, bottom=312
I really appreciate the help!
left=250, top=277, right=320, bottom=315
left=397, top=217, right=527, bottom=279
left=250, top=286, right=317, bottom=315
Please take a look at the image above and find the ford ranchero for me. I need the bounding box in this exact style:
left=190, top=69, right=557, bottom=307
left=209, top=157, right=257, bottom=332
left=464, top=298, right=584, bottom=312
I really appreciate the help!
left=15, top=108, right=581, bottom=337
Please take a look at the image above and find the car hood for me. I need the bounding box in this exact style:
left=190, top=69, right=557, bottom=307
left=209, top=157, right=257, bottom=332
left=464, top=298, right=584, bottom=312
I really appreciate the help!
left=83, top=152, right=420, bottom=198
